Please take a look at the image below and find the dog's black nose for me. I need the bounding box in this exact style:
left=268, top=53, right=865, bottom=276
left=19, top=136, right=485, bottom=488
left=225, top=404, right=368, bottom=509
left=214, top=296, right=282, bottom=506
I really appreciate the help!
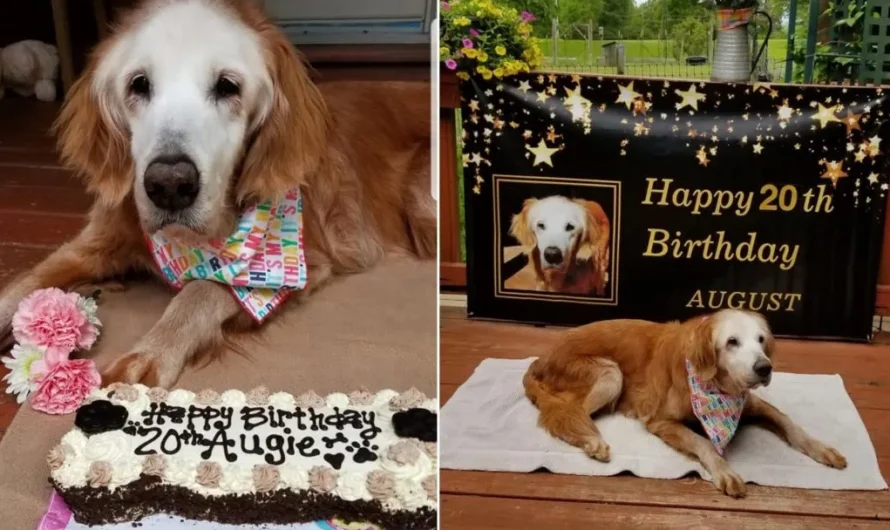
left=144, top=156, right=200, bottom=211
left=753, top=359, right=773, bottom=378
left=543, top=246, right=563, bottom=265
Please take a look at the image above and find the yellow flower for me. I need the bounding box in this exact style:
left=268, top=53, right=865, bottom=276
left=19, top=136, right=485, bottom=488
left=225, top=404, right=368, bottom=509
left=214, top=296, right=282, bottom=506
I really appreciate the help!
left=462, top=48, right=478, bottom=59
left=481, top=70, right=493, bottom=80
left=455, top=16, right=471, bottom=26
left=478, top=51, right=488, bottom=62
left=495, top=45, right=506, bottom=56
left=494, top=68, right=504, bottom=78
left=476, top=65, right=489, bottom=74
left=440, top=46, right=450, bottom=57
left=456, top=71, right=470, bottom=80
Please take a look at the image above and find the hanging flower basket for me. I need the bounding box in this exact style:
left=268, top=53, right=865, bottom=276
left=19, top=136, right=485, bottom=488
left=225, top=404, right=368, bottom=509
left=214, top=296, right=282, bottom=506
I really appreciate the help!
left=440, top=0, right=543, bottom=81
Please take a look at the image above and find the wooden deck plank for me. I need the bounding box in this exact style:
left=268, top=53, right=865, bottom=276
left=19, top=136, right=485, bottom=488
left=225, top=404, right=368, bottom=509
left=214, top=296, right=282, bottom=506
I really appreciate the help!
left=0, top=245, right=53, bottom=289
left=0, top=211, right=85, bottom=247
left=442, top=471, right=890, bottom=521
left=441, top=494, right=888, bottom=529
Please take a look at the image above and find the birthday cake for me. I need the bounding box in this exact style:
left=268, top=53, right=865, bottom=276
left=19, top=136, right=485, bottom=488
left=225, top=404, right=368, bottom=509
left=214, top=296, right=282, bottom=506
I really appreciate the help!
left=47, top=385, right=438, bottom=528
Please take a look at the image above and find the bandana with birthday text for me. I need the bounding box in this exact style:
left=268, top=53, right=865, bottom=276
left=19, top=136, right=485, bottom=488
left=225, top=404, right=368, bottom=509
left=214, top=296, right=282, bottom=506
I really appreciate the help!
left=686, top=358, right=746, bottom=455
left=147, top=188, right=308, bottom=323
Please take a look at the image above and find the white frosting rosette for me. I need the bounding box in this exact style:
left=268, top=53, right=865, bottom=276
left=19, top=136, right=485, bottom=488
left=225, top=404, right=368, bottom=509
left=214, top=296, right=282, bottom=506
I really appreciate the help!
left=54, top=458, right=89, bottom=488
left=219, top=464, right=254, bottom=495
left=279, top=463, right=309, bottom=490
left=114, top=386, right=152, bottom=417
left=166, top=389, right=196, bottom=407
left=83, top=431, right=133, bottom=465
left=326, top=392, right=350, bottom=409
left=60, top=430, right=88, bottom=455
left=395, top=480, right=429, bottom=511
left=269, top=392, right=296, bottom=411
left=372, top=389, right=400, bottom=408
left=164, top=456, right=199, bottom=488
left=335, top=470, right=372, bottom=501
left=220, top=390, right=247, bottom=409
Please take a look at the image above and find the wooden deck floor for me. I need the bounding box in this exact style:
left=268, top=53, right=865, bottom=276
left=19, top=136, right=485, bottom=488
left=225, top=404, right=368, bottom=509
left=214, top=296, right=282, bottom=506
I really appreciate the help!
left=440, top=306, right=890, bottom=529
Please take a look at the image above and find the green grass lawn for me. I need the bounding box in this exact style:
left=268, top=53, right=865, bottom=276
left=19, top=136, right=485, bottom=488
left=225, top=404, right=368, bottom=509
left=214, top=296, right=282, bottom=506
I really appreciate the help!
left=538, top=38, right=788, bottom=64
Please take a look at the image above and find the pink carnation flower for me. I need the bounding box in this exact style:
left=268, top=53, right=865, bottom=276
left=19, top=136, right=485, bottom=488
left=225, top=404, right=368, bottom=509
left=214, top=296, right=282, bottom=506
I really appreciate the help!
left=12, top=288, right=99, bottom=365
left=462, top=38, right=474, bottom=49
left=521, top=11, right=536, bottom=21
left=30, top=359, right=101, bottom=415
left=445, top=59, right=458, bottom=70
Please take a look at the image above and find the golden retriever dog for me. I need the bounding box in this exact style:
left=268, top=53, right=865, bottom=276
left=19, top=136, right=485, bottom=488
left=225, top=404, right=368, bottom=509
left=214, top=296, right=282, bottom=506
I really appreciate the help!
left=523, top=309, right=847, bottom=497
left=509, top=195, right=610, bottom=295
left=0, top=0, right=434, bottom=387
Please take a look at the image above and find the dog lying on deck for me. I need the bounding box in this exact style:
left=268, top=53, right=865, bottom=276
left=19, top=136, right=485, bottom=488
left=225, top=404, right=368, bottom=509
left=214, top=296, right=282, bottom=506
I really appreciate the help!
left=0, top=0, right=434, bottom=388
left=523, top=309, right=847, bottom=497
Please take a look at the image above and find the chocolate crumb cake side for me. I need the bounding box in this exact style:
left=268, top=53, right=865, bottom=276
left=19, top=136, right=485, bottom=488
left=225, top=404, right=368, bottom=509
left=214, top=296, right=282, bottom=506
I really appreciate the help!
left=47, top=385, right=438, bottom=529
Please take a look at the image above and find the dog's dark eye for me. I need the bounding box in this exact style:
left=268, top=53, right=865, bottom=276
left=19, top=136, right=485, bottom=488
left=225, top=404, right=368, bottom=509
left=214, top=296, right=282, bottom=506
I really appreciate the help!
left=129, top=74, right=151, bottom=98
left=536, top=222, right=545, bottom=230
left=565, top=223, right=575, bottom=231
left=213, top=76, right=240, bottom=99
left=758, top=335, right=765, bottom=344
left=727, top=337, right=739, bottom=348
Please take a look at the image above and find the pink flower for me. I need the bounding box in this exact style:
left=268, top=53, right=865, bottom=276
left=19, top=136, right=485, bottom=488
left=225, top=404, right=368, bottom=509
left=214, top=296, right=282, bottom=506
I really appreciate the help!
left=30, top=359, right=101, bottom=415
left=12, top=288, right=99, bottom=365
left=469, top=28, right=480, bottom=37
left=521, top=11, right=536, bottom=21
left=462, top=38, right=474, bottom=49
left=445, top=59, right=458, bottom=70
left=441, top=1, right=450, bottom=9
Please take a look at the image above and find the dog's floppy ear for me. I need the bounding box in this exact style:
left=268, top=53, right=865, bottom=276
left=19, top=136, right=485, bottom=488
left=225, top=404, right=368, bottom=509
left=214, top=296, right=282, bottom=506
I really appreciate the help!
left=236, top=15, right=330, bottom=204
left=52, top=47, right=132, bottom=208
left=510, top=198, right=538, bottom=249
left=573, top=199, right=607, bottom=259
left=688, top=315, right=718, bottom=381
left=751, top=311, right=776, bottom=359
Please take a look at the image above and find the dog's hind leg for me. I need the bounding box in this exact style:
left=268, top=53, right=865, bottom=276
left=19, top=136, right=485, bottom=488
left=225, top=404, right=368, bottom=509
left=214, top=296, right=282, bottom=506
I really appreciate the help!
left=531, top=358, right=622, bottom=462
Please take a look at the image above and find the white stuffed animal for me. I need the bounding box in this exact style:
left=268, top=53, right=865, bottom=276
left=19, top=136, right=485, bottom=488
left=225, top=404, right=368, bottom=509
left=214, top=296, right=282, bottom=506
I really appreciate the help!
left=0, top=40, right=60, bottom=102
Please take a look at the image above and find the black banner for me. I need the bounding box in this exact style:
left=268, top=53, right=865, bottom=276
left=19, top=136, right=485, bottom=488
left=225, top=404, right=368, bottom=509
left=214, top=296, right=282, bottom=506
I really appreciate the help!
left=461, top=73, right=890, bottom=340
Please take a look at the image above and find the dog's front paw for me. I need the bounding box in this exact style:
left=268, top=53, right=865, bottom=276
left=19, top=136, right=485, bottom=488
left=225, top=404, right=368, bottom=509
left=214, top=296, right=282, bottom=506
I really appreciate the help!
left=583, top=438, right=611, bottom=462
left=806, top=441, right=847, bottom=469
left=102, top=352, right=162, bottom=388
left=711, top=465, right=747, bottom=498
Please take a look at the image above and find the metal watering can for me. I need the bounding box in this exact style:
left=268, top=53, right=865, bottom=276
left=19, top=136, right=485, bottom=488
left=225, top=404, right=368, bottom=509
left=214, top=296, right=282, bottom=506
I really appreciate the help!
left=711, top=10, right=773, bottom=82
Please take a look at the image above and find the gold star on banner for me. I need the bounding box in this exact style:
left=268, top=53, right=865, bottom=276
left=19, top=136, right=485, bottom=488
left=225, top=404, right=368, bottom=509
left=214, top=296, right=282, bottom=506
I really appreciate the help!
left=855, top=150, right=867, bottom=162
left=871, top=135, right=883, bottom=148
left=547, top=85, right=557, bottom=96
left=794, top=143, right=801, bottom=150
left=526, top=140, right=560, bottom=167
left=710, top=146, right=718, bottom=156
left=811, top=103, right=841, bottom=128
left=493, top=117, right=504, bottom=130
left=821, top=160, right=848, bottom=185
left=742, top=113, right=749, bottom=121
left=468, top=99, right=480, bottom=112
left=546, top=126, right=562, bottom=143
left=472, top=184, right=481, bottom=195
left=475, top=174, right=484, bottom=185
left=634, top=122, right=649, bottom=136
left=770, top=89, right=779, bottom=99
left=470, top=113, right=479, bottom=124
left=462, top=153, right=470, bottom=167
left=675, top=84, right=706, bottom=111
left=753, top=142, right=764, bottom=154
left=523, top=130, right=533, bottom=139
left=847, top=142, right=855, bottom=152
left=696, top=146, right=710, bottom=166
left=753, top=82, right=771, bottom=93
left=777, top=100, right=794, bottom=121
left=536, top=91, right=548, bottom=103
left=687, top=128, right=698, bottom=138
left=518, top=80, right=531, bottom=93
left=868, top=172, right=880, bottom=185
left=563, top=86, right=592, bottom=123
left=509, top=121, right=519, bottom=128
left=616, top=81, right=642, bottom=109
left=548, top=73, right=557, bottom=84
left=843, top=110, right=862, bottom=134
left=620, top=139, right=629, bottom=147
left=741, top=135, right=748, bottom=144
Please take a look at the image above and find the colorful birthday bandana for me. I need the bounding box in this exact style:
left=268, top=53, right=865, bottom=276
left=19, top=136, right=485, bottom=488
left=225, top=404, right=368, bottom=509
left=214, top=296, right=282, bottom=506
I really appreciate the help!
left=147, top=188, right=308, bottom=323
left=686, top=358, right=746, bottom=455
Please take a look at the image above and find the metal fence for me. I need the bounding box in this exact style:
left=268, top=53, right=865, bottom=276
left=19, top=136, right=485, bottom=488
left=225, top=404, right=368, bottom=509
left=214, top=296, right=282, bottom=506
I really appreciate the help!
left=539, top=18, right=787, bottom=81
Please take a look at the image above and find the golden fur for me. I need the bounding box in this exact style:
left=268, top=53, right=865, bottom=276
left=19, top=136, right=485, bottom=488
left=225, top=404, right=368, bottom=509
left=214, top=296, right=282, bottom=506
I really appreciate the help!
left=510, top=198, right=610, bottom=295
left=0, top=1, right=434, bottom=387
left=523, top=310, right=847, bottom=497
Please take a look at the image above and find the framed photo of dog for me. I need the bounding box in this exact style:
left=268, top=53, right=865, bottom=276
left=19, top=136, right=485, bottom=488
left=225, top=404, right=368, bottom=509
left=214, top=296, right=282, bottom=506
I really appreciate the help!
left=462, top=72, right=890, bottom=340
left=493, top=175, right=620, bottom=305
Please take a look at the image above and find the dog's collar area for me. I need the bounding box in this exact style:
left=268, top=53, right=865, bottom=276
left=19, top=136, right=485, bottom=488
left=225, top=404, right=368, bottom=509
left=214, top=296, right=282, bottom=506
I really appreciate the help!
left=686, top=358, right=747, bottom=455
left=145, top=188, right=308, bottom=323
